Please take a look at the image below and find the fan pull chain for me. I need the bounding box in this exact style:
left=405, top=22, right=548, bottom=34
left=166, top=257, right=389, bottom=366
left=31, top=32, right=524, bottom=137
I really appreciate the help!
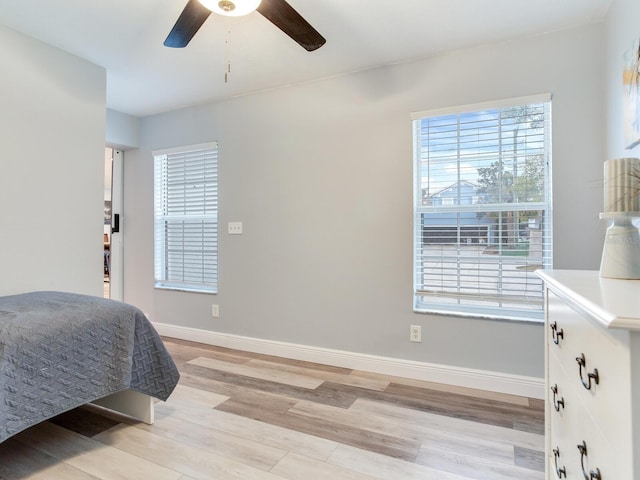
left=224, top=18, right=231, bottom=83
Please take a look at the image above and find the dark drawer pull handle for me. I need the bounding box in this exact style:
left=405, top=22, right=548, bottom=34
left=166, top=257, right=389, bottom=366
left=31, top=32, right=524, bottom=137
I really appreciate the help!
left=551, top=384, right=565, bottom=412
left=551, top=321, right=564, bottom=345
left=553, top=447, right=566, bottom=478
left=577, top=441, right=602, bottom=479
left=576, top=353, right=599, bottom=390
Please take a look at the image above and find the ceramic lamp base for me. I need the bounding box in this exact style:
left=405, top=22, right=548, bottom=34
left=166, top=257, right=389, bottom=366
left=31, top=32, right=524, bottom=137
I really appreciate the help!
left=600, top=213, right=640, bottom=279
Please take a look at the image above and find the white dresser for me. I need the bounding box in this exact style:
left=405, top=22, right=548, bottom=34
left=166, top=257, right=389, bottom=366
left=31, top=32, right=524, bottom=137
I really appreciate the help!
left=537, top=269, right=640, bottom=480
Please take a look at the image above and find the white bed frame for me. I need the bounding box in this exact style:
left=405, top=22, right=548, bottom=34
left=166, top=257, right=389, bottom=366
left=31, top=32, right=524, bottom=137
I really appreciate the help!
left=91, top=390, right=154, bottom=424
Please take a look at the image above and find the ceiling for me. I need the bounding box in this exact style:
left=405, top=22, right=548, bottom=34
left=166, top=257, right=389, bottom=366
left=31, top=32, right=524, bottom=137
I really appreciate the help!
left=0, top=0, right=611, bottom=117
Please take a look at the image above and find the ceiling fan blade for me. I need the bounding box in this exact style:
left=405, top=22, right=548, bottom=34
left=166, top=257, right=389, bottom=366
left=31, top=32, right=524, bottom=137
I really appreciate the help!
left=164, top=0, right=212, bottom=48
left=257, top=0, right=326, bottom=52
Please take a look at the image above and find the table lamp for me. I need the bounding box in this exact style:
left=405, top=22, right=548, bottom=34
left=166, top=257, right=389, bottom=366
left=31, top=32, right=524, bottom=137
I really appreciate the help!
left=600, top=157, right=640, bottom=279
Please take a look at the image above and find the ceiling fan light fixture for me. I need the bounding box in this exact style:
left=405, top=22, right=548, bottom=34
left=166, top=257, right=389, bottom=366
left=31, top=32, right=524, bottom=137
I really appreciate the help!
left=198, top=0, right=262, bottom=17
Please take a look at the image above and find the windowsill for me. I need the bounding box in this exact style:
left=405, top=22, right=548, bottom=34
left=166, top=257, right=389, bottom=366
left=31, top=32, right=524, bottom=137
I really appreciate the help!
left=154, top=285, right=217, bottom=295
left=413, top=307, right=544, bottom=324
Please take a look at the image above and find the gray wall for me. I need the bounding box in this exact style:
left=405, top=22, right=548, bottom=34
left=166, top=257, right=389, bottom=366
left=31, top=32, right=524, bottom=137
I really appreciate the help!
left=106, top=109, right=139, bottom=149
left=0, top=26, right=106, bottom=297
left=123, top=24, right=605, bottom=378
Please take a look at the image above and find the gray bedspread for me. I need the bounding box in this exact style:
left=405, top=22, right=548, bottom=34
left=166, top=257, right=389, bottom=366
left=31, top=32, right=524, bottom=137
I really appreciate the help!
left=0, top=291, right=179, bottom=442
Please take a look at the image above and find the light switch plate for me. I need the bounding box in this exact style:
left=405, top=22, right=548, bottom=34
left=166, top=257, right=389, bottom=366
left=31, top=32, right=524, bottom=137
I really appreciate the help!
left=228, top=222, right=243, bottom=235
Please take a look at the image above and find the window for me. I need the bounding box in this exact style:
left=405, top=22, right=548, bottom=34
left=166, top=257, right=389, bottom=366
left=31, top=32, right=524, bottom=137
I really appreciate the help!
left=412, top=95, right=552, bottom=321
left=153, top=142, right=218, bottom=293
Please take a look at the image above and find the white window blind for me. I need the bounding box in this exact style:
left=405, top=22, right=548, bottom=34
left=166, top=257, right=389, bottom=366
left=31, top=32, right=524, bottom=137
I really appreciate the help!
left=153, top=142, right=218, bottom=293
left=412, top=95, right=552, bottom=321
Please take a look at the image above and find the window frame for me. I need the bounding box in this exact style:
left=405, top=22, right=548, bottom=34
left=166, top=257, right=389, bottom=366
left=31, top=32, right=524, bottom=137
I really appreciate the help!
left=153, top=142, right=218, bottom=294
left=411, top=94, right=553, bottom=322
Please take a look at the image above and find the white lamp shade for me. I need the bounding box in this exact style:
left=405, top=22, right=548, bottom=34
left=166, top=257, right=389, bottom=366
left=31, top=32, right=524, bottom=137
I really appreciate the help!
left=198, top=0, right=262, bottom=17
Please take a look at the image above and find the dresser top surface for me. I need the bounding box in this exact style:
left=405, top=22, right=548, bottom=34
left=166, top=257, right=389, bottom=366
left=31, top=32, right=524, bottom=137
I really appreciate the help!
left=537, top=269, right=640, bottom=330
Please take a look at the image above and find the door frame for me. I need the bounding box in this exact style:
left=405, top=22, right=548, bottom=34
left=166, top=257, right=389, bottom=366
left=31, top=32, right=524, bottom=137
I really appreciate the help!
left=109, top=148, right=124, bottom=301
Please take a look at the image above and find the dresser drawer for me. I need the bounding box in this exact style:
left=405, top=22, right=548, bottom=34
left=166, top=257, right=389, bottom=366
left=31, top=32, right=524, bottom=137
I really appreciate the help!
left=547, top=291, right=628, bottom=371
left=569, top=405, right=629, bottom=479
left=548, top=355, right=629, bottom=479
left=547, top=290, right=632, bottom=440
left=547, top=355, right=573, bottom=478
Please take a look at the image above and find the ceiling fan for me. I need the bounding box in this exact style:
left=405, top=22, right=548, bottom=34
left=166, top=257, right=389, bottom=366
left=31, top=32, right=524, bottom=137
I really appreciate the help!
left=164, top=0, right=326, bottom=51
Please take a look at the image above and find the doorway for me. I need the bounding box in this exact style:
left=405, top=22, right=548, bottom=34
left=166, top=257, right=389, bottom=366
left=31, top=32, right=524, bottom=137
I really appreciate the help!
left=104, top=147, right=123, bottom=300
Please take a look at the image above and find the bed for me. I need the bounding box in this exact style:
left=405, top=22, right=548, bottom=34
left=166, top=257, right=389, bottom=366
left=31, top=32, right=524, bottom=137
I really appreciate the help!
left=0, top=291, right=180, bottom=443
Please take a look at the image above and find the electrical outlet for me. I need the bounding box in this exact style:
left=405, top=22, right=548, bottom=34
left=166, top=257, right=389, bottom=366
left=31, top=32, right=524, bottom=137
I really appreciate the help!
left=211, top=304, right=219, bottom=318
left=410, top=325, right=422, bottom=343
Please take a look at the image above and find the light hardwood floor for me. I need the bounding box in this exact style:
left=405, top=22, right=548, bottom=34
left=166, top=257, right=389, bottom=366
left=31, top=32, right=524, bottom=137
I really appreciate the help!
left=0, top=338, right=545, bottom=479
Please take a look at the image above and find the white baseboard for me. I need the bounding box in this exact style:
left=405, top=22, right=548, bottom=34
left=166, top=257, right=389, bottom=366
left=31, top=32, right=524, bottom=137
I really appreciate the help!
left=153, top=322, right=544, bottom=399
